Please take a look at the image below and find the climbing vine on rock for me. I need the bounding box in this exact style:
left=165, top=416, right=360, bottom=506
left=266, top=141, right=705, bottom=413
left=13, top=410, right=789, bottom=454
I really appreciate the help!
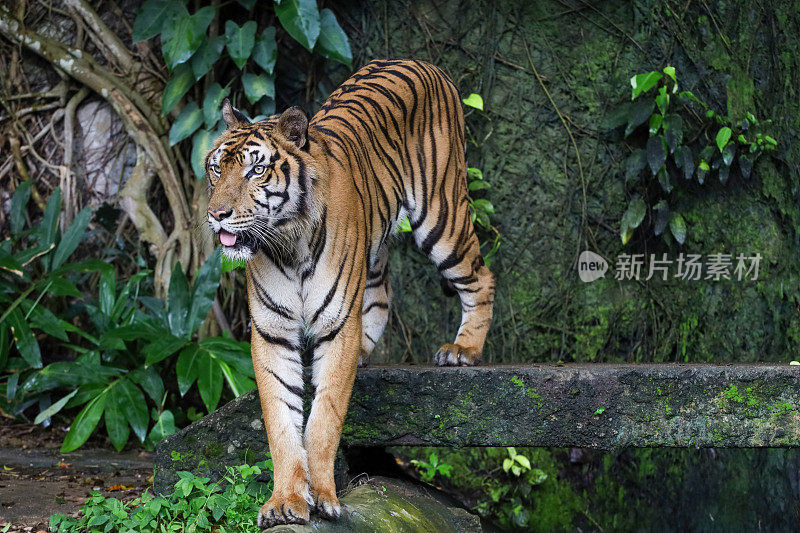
left=607, top=67, right=777, bottom=246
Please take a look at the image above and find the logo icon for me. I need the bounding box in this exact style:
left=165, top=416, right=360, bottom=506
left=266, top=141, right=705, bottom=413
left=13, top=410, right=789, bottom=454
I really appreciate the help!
left=578, top=251, right=608, bottom=283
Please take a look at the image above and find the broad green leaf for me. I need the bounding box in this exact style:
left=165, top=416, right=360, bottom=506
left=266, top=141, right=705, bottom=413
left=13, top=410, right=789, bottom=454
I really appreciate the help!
left=648, top=113, right=662, bottom=135
left=468, top=180, right=491, bottom=191
left=669, top=213, right=687, bottom=245
left=202, top=336, right=254, bottom=377
left=147, top=409, right=176, bottom=445
left=7, top=307, right=42, bottom=368
left=34, top=390, right=77, bottom=425
left=620, top=195, right=646, bottom=244
left=162, top=63, right=194, bottom=116
left=116, top=379, right=149, bottom=442
left=673, top=145, right=694, bottom=180
left=225, top=20, right=257, bottom=69
left=716, top=126, right=732, bottom=152
left=0, top=255, right=25, bottom=279
left=203, top=83, right=229, bottom=128
left=657, top=166, right=671, bottom=193
left=167, top=262, right=191, bottom=337
left=471, top=198, right=494, bottom=214
left=161, top=5, right=215, bottom=70
left=722, top=143, right=735, bottom=167
left=22, top=359, right=121, bottom=394
left=61, top=388, right=108, bottom=452
left=462, top=93, right=483, bottom=111
left=218, top=360, right=255, bottom=397
left=242, top=73, right=275, bottom=104
left=739, top=153, right=754, bottom=179
left=221, top=255, right=244, bottom=273
left=51, top=206, right=90, bottom=270
left=315, top=9, right=351, bottom=66
left=98, top=268, right=115, bottom=317
left=191, top=35, right=225, bottom=80
left=176, top=344, right=202, bottom=396
left=253, top=27, right=277, bottom=74
left=662, top=65, right=677, bottom=84
left=10, top=180, right=32, bottom=235
left=646, top=135, right=666, bottom=175
left=662, top=114, right=683, bottom=153
left=39, top=188, right=62, bottom=270
left=624, top=149, right=647, bottom=183
left=23, top=301, right=69, bottom=341
left=467, top=167, right=483, bottom=180
left=198, top=351, right=223, bottom=412
left=188, top=247, right=221, bottom=334
left=630, top=71, right=661, bottom=99
left=105, top=386, right=130, bottom=451
left=624, top=99, right=654, bottom=137
left=169, top=102, right=204, bottom=146
left=144, top=334, right=188, bottom=365
left=655, top=87, right=669, bottom=116
left=275, top=0, right=321, bottom=51
left=45, top=278, right=81, bottom=298
left=191, top=129, right=219, bottom=180
left=653, top=200, right=669, bottom=236
left=128, top=366, right=164, bottom=405
left=132, top=0, right=183, bottom=43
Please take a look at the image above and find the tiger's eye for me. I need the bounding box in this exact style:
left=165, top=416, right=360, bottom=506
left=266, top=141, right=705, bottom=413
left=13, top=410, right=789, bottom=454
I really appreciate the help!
left=253, top=165, right=266, bottom=175
left=210, top=164, right=221, bottom=175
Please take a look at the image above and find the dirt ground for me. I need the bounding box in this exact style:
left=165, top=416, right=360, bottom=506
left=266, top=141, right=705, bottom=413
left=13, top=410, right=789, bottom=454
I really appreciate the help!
left=0, top=418, right=153, bottom=532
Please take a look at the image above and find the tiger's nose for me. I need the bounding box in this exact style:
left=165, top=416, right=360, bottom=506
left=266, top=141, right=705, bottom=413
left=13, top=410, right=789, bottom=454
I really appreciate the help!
left=208, top=208, right=233, bottom=221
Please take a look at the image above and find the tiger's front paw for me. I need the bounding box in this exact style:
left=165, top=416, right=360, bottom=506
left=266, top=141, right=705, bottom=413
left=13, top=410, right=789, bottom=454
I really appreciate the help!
left=312, top=487, right=342, bottom=520
left=434, top=343, right=481, bottom=366
left=257, top=492, right=311, bottom=529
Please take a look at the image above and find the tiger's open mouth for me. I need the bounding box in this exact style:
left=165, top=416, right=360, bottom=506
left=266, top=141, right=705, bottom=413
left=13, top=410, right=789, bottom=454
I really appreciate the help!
left=216, top=229, right=260, bottom=254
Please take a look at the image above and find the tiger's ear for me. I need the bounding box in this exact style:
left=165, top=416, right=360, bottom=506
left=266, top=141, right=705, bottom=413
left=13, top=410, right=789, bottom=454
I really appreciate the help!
left=277, top=106, right=308, bottom=149
left=221, top=98, right=250, bottom=129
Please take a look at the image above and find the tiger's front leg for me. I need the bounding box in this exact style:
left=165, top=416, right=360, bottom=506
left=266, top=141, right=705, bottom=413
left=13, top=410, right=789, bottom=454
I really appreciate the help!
left=304, top=311, right=362, bottom=519
left=250, top=319, right=311, bottom=528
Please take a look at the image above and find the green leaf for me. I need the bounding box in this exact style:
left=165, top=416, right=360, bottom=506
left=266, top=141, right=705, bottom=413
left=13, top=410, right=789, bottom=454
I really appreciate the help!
left=161, top=5, right=215, bottom=70
left=10, top=180, right=32, bottom=235
left=177, top=345, right=202, bottom=396
left=198, top=351, right=223, bottom=412
left=39, top=188, right=62, bottom=269
left=630, top=71, right=662, bottom=99
left=314, top=9, right=352, bottom=66
left=718, top=163, right=730, bottom=184
left=722, top=143, right=735, bottom=167
left=662, top=114, right=683, bottom=153
left=739, top=153, right=754, bottom=179
left=116, top=379, right=149, bottom=443
left=655, top=87, right=669, bottom=116
left=202, top=336, right=254, bottom=377
left=61, top=389, right=108, bottom=452
left=104, top=386, right=130, bottom=451
left=648, top=113, right=662, bottom=135
left=468, top=180, right=491, bottom=191
left=191, top=129, right=219, bottom=180
left=252, top=27, right=277, bottom=74
left=662, top=65, right=677, bottom=84
left=716, top=126, right=732, bottom=152
left=620, top=195, right=646, bottom=244
left=203, top=83, right=229, bottom=129
left=24, top=300, right=70, bottom=341
left=128, top=366, right=164, bottom=405
left=143, top=334, right=188, bottom=365
left=162, top=63, right=194, bottom=116
left=188, top=248, right=221, bottom=334
left=646, top=135, right=666, bottom=175
left=7, top=307, right=42, bottom=368
left=169, top=102, right=204, bottom=146
left=147, top=410, right=176, bottom=445
left=669, top=213, right=687, bottom=245
left=657, top=166, right=671, bottom=193
left=218, top=360, right=255, bottom=397
left=653, top=200, right=669, bottom=236
left=191, top=36, right=225, bottom=80
left=221, top=255, right=244, bottom=273
left=624, top=99, right=654, bottom=137
left=462, top=93, right=484, bottom=111
left=624, top=149, right=647, bottom=183
left=51, top=206, right=90, bottom=271
left=167, top=262, right=191, bottom=337
left=225, top=20, right=257, bottom=69
left=34, top=390, right=77, bottom=425
left=471, top=198, right=494, bottom=214
left=673, top=145, right=694, bottom=180
left=132, top=0, right=183, bottom=43
left=275, top=0, right=321, bottom=51
left=514, top=454, right=531, bottom=469
left=242, top=73, right=275, bottom=104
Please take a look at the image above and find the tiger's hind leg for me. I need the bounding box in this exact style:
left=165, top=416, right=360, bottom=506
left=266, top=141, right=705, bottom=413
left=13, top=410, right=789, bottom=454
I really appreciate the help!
left=414, top=199, right=496, bottom=366
left=359, top=246, right=392, bottom=367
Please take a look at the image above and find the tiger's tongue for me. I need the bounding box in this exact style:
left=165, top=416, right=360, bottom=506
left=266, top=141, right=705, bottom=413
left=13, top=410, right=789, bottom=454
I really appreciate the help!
left=219, top=230, right=237, bottom=247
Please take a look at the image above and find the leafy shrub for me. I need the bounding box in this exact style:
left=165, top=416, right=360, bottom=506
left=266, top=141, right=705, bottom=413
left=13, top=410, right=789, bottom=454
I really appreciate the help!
left=132, top=0, right=352, bottom=180
left=606, top=67, right=777, bottom=245
left=49, top=459, right=273, bottom=533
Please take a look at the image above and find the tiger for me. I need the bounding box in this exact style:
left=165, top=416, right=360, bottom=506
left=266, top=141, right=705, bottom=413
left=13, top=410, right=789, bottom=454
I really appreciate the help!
left=204, top=59, right=496, bottom=528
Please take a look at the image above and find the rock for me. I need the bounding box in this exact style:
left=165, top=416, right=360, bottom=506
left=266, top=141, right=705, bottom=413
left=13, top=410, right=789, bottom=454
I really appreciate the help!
left=267, top=476, right=481, bottom=533
left=155, top=364, right=800, bottom=493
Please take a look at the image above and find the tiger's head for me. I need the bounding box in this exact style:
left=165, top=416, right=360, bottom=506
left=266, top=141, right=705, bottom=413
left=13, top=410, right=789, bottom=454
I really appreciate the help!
left=205, top=99, right=319, bottom=263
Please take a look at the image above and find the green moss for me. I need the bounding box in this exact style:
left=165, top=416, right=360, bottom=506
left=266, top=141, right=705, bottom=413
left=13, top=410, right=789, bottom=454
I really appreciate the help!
left=201, top=442, right=223, bottom=459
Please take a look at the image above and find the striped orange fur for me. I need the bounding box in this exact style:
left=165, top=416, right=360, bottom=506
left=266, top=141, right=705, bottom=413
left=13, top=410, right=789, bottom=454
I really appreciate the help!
left=205, top=59, right=495, bottom=527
